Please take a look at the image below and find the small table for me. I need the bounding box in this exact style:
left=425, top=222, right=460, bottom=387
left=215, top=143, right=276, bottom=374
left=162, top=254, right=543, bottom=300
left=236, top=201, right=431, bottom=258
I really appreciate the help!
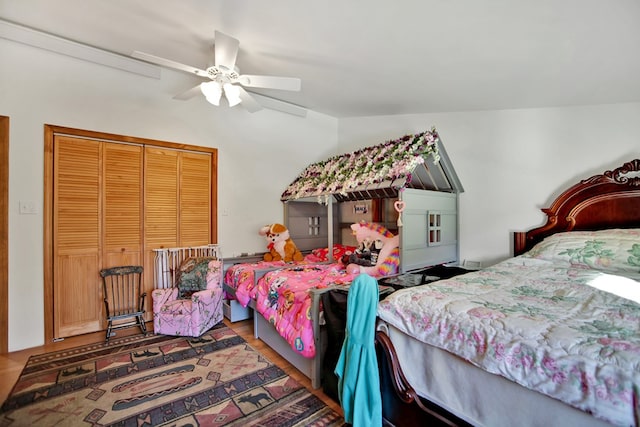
left=379, top=264, right=474, bottom=291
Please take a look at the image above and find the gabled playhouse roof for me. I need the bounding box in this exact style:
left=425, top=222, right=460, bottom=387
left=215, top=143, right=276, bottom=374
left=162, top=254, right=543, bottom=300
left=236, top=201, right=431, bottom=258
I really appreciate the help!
left=280, top=128, right=463, bottom=202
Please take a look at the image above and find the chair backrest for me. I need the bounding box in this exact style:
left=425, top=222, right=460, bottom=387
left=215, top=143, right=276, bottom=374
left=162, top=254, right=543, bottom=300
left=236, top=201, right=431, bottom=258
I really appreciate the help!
left=175, top=257, right=222, bottom=298
left=153, top=245, right=221, bottom=289
left=100, top=265, right=144, bottom=317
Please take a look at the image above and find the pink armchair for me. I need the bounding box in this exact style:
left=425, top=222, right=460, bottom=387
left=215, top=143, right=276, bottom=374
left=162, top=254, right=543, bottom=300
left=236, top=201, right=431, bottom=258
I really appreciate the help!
left=152, top=256, right=224, bottom=337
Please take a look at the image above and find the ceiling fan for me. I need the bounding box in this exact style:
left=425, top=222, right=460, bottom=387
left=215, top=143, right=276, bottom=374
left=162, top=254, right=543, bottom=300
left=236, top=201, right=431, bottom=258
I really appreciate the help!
left=132, top=31, right=305, bottom=116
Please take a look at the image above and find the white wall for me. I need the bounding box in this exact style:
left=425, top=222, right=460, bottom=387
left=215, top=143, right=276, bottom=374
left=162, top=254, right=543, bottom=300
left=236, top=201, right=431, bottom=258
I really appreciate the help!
left=0, top=39, right=338, bottom=351
left=339, top=103, right=640, bottom=266
left=3, top=36, right=640, bottom=353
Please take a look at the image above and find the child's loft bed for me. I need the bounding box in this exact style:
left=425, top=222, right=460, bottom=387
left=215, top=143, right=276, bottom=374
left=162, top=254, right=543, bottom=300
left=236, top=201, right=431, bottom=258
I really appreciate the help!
left=281, top=128, right=465, bottom=272
left=224, top=128, right=464, bottom=389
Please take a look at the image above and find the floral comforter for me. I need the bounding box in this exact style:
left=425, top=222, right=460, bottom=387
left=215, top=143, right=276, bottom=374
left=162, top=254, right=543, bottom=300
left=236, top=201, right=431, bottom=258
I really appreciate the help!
left=378, top=255, right=640, bottom=426
left=254, top=264, right=356, bottom=358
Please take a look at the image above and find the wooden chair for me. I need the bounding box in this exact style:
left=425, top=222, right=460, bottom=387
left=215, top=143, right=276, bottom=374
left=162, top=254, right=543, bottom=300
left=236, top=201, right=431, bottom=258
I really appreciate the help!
left=100, top=265, right=147, bottom=342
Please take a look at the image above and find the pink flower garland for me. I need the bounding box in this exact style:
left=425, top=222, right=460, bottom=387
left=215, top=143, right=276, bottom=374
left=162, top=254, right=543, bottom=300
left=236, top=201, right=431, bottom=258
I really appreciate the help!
left=281, top=128, right=440, bottom=201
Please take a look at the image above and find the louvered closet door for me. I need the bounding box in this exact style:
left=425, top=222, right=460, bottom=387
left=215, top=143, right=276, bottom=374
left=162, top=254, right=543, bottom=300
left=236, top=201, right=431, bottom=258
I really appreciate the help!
left=54, top=139, right=143, bottom=338
left=180, top=151, right=212, bottom=246
left=143, top=147, right=211, bottom=301
left=144, top=147, right=178, bottom=249
left=103, top=143, right=143, bottom=268
left=144, top=147, right=178, bottom=316
left=53, top=136, right=101, bottom=338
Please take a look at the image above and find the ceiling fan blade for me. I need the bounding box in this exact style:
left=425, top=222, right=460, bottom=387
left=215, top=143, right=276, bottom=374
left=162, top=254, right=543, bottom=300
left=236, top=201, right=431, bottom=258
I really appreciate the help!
left=247, top=91, right=307, bottom=117
left=238, top=74, right=301, bottom=91
left=237, top=86, right=263, bottom=113
left=131, top=51, right=209, bottom=78
left=214, top=30, right=239, bottom=70
left=173, top=84, right=202, bottom=100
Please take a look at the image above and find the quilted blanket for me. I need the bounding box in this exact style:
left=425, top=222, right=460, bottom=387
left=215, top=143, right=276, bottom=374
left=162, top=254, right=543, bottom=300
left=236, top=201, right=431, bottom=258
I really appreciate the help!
left=223, top=245, right=356, bottom=307
left=378, top=255, right=640, bottom=426
left=255, top=264, right=356, bottom=358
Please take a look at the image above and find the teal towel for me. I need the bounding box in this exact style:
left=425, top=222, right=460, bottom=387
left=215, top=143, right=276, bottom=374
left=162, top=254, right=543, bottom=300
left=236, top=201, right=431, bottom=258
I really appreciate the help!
left=334, top=273, right=382, bottom=427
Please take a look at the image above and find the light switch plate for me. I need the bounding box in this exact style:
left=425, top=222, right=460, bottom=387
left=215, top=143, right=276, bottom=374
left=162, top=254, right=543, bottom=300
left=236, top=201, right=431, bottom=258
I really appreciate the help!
left=19, top=200, right=38, bottom=214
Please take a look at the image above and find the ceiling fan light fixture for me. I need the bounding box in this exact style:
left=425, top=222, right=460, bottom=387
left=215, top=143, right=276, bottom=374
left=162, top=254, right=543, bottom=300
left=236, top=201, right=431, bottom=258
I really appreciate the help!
left=223, top=83, right=242, bottom=107
left=133, top=31, right=302, bottom=114
left=200, top=81, right=222, bottom=106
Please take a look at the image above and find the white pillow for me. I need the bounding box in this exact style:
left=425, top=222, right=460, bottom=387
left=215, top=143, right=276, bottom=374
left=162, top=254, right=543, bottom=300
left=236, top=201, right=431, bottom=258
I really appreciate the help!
left=524, top=229, right=640, bottom=275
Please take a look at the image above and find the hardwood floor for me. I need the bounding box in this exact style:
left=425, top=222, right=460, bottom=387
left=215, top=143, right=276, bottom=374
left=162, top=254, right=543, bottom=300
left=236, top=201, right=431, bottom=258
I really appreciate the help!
left=0, top=319, right=344, bottom=416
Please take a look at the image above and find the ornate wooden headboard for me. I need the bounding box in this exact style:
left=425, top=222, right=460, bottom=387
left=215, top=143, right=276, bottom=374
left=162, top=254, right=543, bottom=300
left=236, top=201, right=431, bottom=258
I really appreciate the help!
left=514, top=159, right=640, bottom=255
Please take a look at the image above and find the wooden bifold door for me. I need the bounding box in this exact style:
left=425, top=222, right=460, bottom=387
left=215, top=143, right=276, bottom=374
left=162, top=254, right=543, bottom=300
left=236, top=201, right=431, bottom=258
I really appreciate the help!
left=45, top=126, right=216, bottom=341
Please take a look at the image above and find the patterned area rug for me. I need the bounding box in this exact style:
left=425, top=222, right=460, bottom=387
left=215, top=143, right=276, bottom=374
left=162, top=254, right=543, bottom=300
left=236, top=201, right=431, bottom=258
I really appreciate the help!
left=0, top=324, right=344, bottom=426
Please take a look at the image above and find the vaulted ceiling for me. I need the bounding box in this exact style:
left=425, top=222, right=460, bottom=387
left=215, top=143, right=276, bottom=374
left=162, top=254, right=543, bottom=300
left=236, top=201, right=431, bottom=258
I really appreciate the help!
left=2, top=0, right=639, bottom=118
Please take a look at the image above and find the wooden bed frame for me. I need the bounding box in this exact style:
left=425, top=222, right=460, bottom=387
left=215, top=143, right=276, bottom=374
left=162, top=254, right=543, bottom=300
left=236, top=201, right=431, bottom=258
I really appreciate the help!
left=514, top=158, right=640, bottom=254
left=375, top=158, right=640, bottom=426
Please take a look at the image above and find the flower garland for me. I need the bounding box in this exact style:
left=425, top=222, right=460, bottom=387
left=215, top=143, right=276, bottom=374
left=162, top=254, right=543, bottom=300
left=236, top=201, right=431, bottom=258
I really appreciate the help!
left=280, top=127, right=441, bottom=201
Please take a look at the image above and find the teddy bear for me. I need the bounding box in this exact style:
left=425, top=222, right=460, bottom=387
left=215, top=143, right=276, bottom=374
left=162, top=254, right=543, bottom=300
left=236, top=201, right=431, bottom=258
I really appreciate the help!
left=259, top=223, right=304, bottom=262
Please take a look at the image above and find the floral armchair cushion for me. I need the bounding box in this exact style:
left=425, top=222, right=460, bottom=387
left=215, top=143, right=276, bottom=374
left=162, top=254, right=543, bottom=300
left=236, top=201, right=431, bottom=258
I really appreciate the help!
left=175, top=256, right=219, bottom=298
left=524, top=228, right=640, bottom=276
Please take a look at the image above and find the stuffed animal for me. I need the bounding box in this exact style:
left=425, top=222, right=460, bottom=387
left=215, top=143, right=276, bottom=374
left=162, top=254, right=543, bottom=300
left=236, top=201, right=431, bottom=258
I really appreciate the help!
left=346, top=221, right=400, bottom=277
left=259, top=223, right=304, bottom=262
left=344, top=237, right=383, bottom=267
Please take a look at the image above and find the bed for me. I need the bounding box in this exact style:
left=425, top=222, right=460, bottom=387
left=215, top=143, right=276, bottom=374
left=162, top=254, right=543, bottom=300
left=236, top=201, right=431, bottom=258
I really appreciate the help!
left=376, top=159, right=640, bottom=427
left=223, top=128, right=464, bottom=389
left=223, top=238, right=391, bottom=387
left=223, top=245, right=354, bottom=308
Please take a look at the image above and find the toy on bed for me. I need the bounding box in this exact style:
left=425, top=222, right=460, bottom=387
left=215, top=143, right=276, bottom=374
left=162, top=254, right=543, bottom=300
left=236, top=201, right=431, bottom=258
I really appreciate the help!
left=252, top=222, right=400, bottom=359
left=259, top=223, right=304, bottom=262
left=342, top=236, right=381, bottom=267
left=345, top=221, right=400, bottom=277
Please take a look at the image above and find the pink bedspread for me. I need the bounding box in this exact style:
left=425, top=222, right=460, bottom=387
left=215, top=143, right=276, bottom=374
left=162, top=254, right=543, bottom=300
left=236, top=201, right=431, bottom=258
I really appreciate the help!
left=254, top=263, right=356, bottom=358
left=223, top=245, right=356, bottom=307
left=222, top=245, right=360, bottom=358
